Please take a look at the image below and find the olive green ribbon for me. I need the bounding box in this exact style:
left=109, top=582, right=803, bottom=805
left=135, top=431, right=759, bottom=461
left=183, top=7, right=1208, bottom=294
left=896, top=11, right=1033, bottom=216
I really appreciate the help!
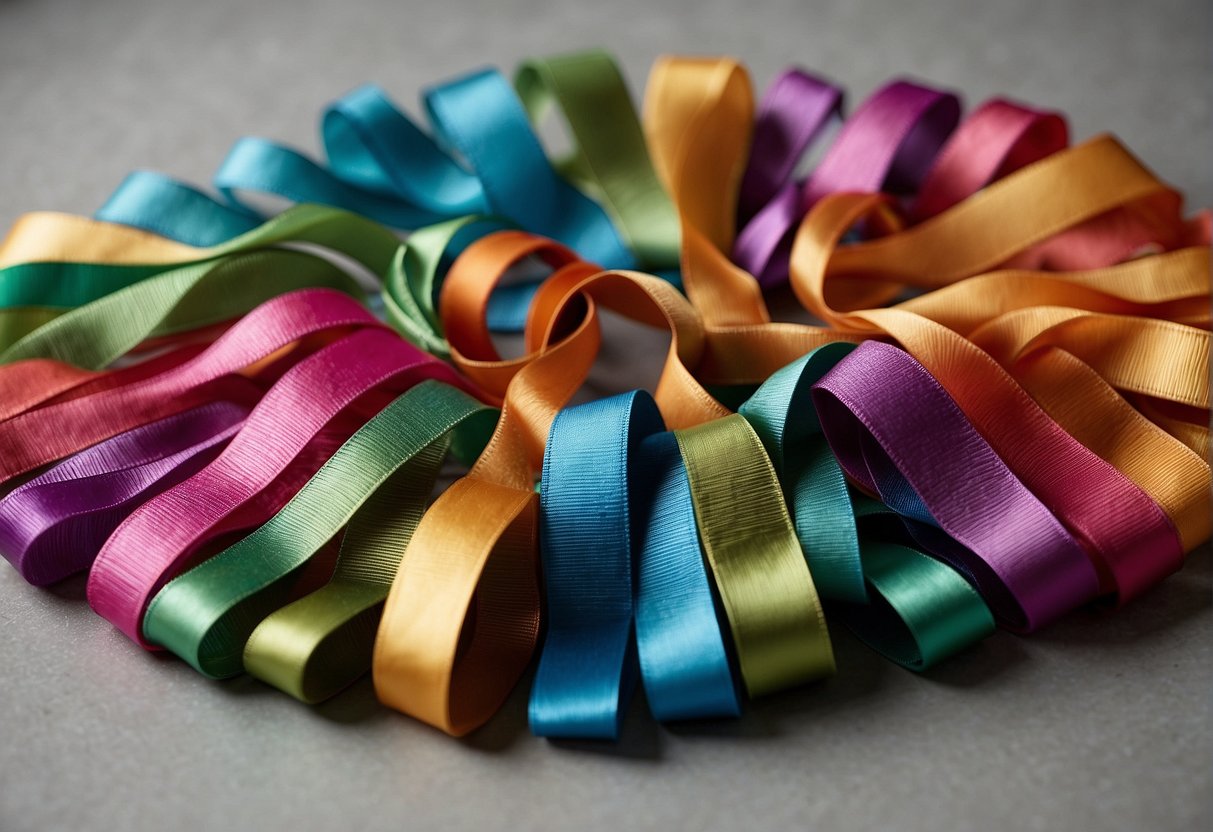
left=675, top=414, right=836, bottom=695
left=516, top=50, right=681, bottom=270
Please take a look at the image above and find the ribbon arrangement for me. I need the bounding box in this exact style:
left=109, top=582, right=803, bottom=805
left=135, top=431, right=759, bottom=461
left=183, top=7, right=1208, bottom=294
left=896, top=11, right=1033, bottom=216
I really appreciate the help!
left=0, top=49, right=1207, bottom=741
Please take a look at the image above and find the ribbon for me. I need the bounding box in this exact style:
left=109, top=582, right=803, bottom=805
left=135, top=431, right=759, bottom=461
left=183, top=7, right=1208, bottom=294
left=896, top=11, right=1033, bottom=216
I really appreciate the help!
left=0, top=51, right=1205, bottom=746
left=515, top=50, right=681, bottom=270
left=0, top=205, right=399, bottom=350
left=643, top=57, right=1200, bottom=603
left=530, top=391, right=662, bottom=739
left=633, top=429, right=740, bottom=721
left=813, top=341, right=1101, bottom=631
left=374, top=229, right=728, bottom=736
left=674, top=414, right=835, bottom=694
left=0, top=289, right=377, bottom=490
left=86, top=321, right=465, bottom=646
left=738, top=343, right=995, bottom=666
left=0, top=402, right=247, bottom=586
left=93, top=55, right=676, bottom=331
left=535, top=387, right=836, bottom=737
left=142, top=381, right=495, bottom=702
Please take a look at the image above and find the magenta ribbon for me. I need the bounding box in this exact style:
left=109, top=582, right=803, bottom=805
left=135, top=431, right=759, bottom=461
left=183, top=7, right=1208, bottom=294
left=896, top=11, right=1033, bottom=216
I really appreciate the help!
left=0, top=290, right=381, bottom=490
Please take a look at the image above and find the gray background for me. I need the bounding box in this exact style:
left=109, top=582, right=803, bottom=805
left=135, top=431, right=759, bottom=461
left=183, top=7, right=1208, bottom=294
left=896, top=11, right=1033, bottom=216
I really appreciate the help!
left=0, top=1, right=1209, bottom=830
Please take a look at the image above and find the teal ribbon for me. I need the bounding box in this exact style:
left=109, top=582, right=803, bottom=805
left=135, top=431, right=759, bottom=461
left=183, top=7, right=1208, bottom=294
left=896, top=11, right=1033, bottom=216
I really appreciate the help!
left=739, top=342, right=867, bottom=603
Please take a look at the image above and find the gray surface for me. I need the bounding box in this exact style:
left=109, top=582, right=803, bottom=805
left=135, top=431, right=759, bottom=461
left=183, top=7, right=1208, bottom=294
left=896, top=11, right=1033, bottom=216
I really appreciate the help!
left=0, top=1, right=1209, bottom=830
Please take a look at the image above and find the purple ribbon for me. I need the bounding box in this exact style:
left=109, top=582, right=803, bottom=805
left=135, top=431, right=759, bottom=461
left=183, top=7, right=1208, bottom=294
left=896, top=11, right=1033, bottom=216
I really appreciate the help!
left=0, top=401, right=247, bottom=586
left=734, top=75, right=961, bottom=287
left=812, top=341, right=1101, bottom=632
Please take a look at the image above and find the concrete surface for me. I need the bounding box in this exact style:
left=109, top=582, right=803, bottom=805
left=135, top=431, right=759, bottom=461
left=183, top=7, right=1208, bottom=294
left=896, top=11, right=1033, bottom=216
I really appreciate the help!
left=0, top=1, right=1209, bottom=830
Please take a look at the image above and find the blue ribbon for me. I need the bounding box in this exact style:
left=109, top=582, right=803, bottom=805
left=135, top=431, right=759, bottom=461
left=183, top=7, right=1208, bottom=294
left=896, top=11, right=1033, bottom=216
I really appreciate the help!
left=96, top=171, right=260, bottom=247
left=531, top=391, right=654, bottom=739
left=633, top=431, right=739, bottom=721
left=533, top=390, right=740, bottom=738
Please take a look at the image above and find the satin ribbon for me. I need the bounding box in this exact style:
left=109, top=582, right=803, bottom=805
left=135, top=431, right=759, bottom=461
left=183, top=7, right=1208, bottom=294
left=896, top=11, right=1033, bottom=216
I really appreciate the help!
left=419, top=230, right=838, bottom=735
left=373, top=213, right=736, bottom=735
left=530, top=391, right=661, bottom=739
left=733, top=75, right=960, bottom=285
left=788, top=192, right=1192, bottom=600
left=0, top=289, right=377, bottom=490
left=1, top=248, right=362, bottom=368
left=633, top=429, right=739, bottom=720
left=515, top=50, right=681, bottom=270
left=674, top=413, right=835, bottom=694
left=738, top=343, right=995, bottom=665
left=844, top=498, right=998, bottom=668
left=813, top=341, right=1101, bottom=631
left=535, top=386, right=839, bottom=737
left=93, top=55, right=674, bottom=331
left=731, top=63, right=1197, bottom=287
left=736, top=68, right=842, bottom=226
left=0, top=51, right=1204, bottom=745
left=374, top=229, right=730, bottom=736
left=373, top=236, right=598, bottom=736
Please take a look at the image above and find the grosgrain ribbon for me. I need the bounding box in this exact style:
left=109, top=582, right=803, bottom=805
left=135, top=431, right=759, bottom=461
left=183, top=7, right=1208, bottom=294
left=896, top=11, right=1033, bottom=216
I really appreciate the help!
left=87, top=321, right=465, bottom=647
left=813, top=341, right=1101, bottom=631
left=0, top=50, right=1206, bottom=746
left=0, top=204, right=396, bottom=350
left=0, top=289, right=378, bottom=490
left=643, top=57, right=1197, bottom=605
left=0, top=402, right=247, bottom=585
left=737, top=343, right=995, bottom=666
left=142, top=381, right=495, bottom=702
left=92, top=55, right=676, bottom=331
left=530, top=391, right=661, bottom=739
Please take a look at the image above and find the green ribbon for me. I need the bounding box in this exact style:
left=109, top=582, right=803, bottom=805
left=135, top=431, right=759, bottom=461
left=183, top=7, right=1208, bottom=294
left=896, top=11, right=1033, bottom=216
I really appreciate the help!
left=0, top=204, right=400, bottom=355
left=382, top=215, right=512, bottom=359
left=516, top=50, right=681, bottom=269
left=143, top=380, right=497, bottom=702
left=1, top=250, right=362, bottom=368
left=846, top=496, right=996, bottom=670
